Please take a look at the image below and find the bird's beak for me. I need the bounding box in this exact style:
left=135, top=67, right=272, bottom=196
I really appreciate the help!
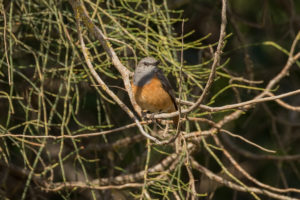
left=155, top=60, right=160, bottom=66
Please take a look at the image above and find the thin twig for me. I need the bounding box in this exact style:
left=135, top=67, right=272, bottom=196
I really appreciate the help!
left=213, top=135, right=300, bottom=194
left=179, top=89, right=300, bottom=112
left=69, top=0, right=163, bottom=144
left=153, top=0, right=227, bottom=120
left=191, top=159, right=299, bottom=200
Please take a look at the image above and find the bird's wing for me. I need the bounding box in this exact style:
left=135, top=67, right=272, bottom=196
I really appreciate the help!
left=155, top=68, right=178, bottom=110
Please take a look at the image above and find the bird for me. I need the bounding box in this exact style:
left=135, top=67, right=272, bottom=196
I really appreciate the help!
left=131, top=57, right=179, bottom=128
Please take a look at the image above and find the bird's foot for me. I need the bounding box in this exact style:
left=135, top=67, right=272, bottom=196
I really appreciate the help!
left=141, top=110, right=148, bottom=121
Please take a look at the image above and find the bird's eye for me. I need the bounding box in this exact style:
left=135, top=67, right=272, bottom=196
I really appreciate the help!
left=144, top=62, right=150, bottom=66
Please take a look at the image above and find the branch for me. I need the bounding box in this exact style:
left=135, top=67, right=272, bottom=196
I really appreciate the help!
left=153, top=32, right=300, bottom=120
left=153, top=0, right=228, bottom=120
left=213, top=134, right=300, bottom=194
left=46, top=150, right=180, bottom=191
left=179, top=89, right=300, bottom=112
left=191, top=159, right=300, bottom=200
left=69, top=0, right=165, bottom=144
left=68, top=0, right=139, bottom=113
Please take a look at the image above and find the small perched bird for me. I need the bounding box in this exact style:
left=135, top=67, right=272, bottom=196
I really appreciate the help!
left=132, top=57, right=178, bottom=127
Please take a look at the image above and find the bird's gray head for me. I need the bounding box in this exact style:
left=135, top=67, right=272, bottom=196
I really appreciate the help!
left=133, top=57, right=160, bottom=86
left=136, top=57, right=160, bottom=71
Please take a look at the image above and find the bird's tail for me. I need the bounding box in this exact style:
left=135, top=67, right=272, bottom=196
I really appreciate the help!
left=172, top=116, right=179, bottom=129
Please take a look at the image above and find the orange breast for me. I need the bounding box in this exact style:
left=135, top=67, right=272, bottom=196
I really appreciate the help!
left=132, top=76, right=176, bottom=113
